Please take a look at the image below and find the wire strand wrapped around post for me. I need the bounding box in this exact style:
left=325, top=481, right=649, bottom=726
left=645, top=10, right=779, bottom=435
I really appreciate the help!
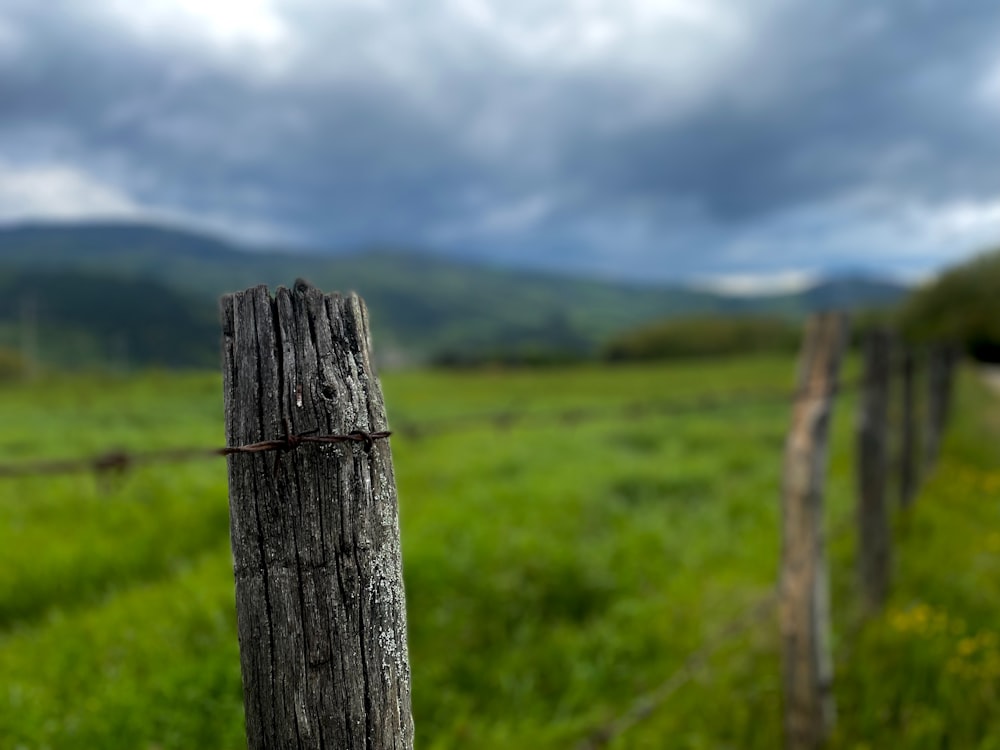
left=220, top=421, right=392, bottom=455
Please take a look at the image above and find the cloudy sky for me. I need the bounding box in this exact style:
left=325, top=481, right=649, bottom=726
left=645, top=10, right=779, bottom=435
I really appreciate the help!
left=2, top=0, right=1000, bottom=289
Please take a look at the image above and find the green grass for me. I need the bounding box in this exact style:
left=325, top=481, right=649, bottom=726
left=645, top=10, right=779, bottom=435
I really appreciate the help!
left=0, top=355, right=997, bottom=748
left=0, top=373, right=228, bottom=629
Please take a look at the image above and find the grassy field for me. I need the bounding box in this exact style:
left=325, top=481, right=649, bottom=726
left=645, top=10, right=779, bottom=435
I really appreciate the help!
left=0, top=355, right=997, bottom=748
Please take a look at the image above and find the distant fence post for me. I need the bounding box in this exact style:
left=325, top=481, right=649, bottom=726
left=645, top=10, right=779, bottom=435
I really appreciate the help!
left=924, top=343, right=959, bottom=472
left=856, top=330, right=892, bottom=614
left=221, top=281, right=414, bottom=750
left=780, top=312, right=849, bottom=750
left=898, top=347, right=918, bottom=508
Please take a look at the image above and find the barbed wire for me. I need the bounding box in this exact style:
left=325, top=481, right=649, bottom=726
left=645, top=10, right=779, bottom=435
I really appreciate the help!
left=394, top=359, right=922, bottom=440
left=0, top=358, right=925, bottom=481
left=0, top=423, right=392, bottom=479
left=393, top=388, right=793, bottom=439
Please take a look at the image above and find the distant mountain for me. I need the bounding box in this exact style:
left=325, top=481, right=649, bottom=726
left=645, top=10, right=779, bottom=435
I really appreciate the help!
left=0, top=270, right=218, bottom=369
left=0, top=222, right=251, bottom=265
left=0, top=221, right=910, bottom=368
left=803, top=276, right=913, bottom=310
left=729, top=276, right=911, bottom=318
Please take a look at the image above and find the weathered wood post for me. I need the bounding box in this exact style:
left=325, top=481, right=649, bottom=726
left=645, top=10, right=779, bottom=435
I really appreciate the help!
left=924, top=343, right=958, bottom=472
left=780, top=311, right=849, bottom=750
left=924, top=345, right=944, bottom=471
left=898, top=346, right=918, bottom=508
left=856, top=330, right=892, bottom=614
left=221, top=281, right=414, bottom=750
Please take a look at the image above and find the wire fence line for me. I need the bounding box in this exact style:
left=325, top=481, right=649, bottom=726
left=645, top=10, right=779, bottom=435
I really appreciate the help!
left=0, top=330, right=959, bottom=749
left=0, top=368, right=901, bottom=482
left=574, top=334, right=956, bottom=748
left=0, top=426, right=393, bottom=480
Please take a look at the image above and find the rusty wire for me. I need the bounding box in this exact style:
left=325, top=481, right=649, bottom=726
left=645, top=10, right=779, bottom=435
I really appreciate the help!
left=0, top=356, right=919, bottom=481
left=0, top=425, right=392, bottom=479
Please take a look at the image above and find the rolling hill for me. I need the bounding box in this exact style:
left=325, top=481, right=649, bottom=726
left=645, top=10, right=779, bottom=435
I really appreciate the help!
left=0, top=222, right=909, bottom=368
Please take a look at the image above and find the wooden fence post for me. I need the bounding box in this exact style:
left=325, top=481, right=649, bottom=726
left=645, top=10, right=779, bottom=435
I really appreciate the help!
left=221, top=281, right=414, bottom=750
left=856, top=330, right=892, bottom=614
left=898, top=347, right=918, bottom=508
left=924, top=343, right=958, bottom=472
left=780, top=312, right=849, bottom=750
left=924, top=346, right=944, bottom=471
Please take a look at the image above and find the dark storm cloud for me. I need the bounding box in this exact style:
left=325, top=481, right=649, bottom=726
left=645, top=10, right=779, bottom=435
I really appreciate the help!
left=0, top=2, right=500, bottom=242
left=545, top=0, right=1000, bottom=219
left=1, top=0, right=999, bottom=280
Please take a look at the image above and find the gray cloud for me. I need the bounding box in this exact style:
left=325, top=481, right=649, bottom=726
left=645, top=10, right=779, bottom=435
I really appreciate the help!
left=1, top=0, right=999, bottom=282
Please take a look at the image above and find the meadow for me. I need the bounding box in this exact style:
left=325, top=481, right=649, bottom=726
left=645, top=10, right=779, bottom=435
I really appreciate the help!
left=0, top=354, right=998, bottom=748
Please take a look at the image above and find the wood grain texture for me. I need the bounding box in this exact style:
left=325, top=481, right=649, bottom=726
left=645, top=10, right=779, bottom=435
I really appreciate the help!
left=221, top=281, right=413, bottom=750
left=780, top=312, right=849, bottom=750
left=856, top=329, right=892, bottom=614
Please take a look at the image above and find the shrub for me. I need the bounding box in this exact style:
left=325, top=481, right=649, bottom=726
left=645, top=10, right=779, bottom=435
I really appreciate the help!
left=899, top=248, right=1000, bottom=361
left=603, top=315, right=801, bottom=361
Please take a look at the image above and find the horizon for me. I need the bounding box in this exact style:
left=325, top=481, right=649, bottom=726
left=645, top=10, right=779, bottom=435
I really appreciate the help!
left=0, top=217, right=929, bottom=297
